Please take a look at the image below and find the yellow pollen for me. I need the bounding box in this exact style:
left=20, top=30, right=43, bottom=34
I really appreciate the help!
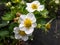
left=24, top=18, right=32, bottom=28
left=31, top=4, right=38, bottom=9
left=19, top=30, right=26, bottom=36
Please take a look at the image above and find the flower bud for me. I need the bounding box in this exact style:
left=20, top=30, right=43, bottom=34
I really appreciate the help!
left=55, top=0, right=59, bottom=4
left=20, top=0, right=25, bottom=5
left=16, top=12, right=21, bottom=17
left=5, top=2, right=11, bottom=7
left=45, top=23, right=51, bottom=29
left=37, top=24, right=41, bottom=28
left=11, top=6, right=15, bottom=9
left=14, top=17, right=19, bottom=22
left=12, top=0, right=20, bottom=3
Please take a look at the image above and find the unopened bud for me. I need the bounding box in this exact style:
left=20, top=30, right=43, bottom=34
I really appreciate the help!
left=55, top=0, right=59, bottom=4
left=16, top=12, right=21, bottom=17
left=5, top=2, right=11, bottom=7
left=20, top=0, right=25, bottom=5
left=45, top=23, right=51, bottom=29
left=14, top=17, right=19, bottom=22
left=11, top=6, right=15, bottom=9
left=37, top=24, right=41, bottom=28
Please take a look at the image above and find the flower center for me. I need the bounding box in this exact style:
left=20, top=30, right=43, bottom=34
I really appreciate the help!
left=24, top=18, right=32, bottom=28
left=31, top=4, right=38, bottom=9
left=19, top=30, right=26, bottom=36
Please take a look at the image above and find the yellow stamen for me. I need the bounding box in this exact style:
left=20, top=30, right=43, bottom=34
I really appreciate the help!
left=24, top=18, right=32, bottom=28
left=31, top=4, right=38, bottom=9
left=19, top=31, right=26, bottom=36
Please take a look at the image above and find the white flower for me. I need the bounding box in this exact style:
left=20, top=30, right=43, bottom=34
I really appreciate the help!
left=26, top=1, right=44, bottom=12
left=19, top=13, right=37, bottom=34
left=13, top=27, right=32, bottom=41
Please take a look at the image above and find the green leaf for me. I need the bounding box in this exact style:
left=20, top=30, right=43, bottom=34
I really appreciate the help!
left=2, top=12, right=15, bottom=21
left=37, top=18, right=46, bottom=24
left=9, top=22, right=18, bottom=33
left=0, top=21, right=9, bottom=28
left=0, top=31, right=9, bottom=37
left=39, top=0, right=46, bottom=4
left=40, top=9, right=49, bottom=18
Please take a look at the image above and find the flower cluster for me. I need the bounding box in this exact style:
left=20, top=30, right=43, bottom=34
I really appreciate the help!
left=14, top=13, right=37, bottom=41
left=13, top=1, right=50, bottom=41
left=12, top=0, right=50, bottom=41
left=13, top=1, right=45, bottom=41
left=1, top=0, right=56, bottom=41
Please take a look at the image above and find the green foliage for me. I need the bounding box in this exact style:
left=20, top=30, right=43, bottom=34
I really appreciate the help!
left=39, top=0, right=46, bottom=4
left=0, top=31, right=9, bottom=37
left=9, top=22, right=18, bottom=32
left=2, top=12, right=15, bottom=21
left=0, top=21, right=9, bottom=28
left=40, top=9, right=49, bottom=18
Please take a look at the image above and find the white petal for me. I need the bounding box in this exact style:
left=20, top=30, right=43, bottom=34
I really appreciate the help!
left=22, top=36, right=28, bottom=41
left=27, top=33, right=32, bottom=36
left=13, top=27, right=20, bottom=34
left=20, top=27, right=26, bottom=31
left=26, top=3, right=31, bottom=7
left=26, top=13, right=36, bottom=23
left=19, top=24, right=24, bottom=28
left=37, top=5, right=44, bottom=11
left=14, top=27, right=19, bottom=30
left=25, top=27, right=34, bottom=34
left=26, top=7, right=35, bottom=12
left=32, top=1, right=40, bottom=6
left=20, top=15, right=26, bottom=21
left=19, top=24, right=25, bottom=31
left=32, top=23, right=37, bottom=28
left=15, top=34, right=21, bottom=39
